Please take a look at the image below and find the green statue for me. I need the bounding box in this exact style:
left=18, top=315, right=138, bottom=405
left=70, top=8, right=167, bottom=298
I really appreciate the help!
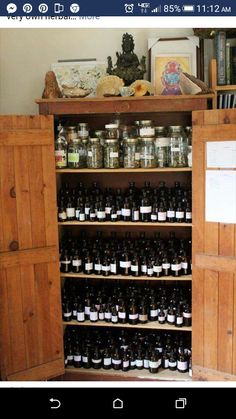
left=107, top=33, right=146, bottom=86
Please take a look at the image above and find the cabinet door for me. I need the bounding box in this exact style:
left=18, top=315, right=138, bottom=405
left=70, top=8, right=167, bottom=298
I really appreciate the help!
left=192, top=109, right=236, bottom=381
left=0, top=116, right=64, bottom=380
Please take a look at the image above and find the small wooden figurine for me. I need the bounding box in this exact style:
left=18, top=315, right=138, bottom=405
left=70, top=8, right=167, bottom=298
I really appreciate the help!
left=42, top=71, right=62, bottom=99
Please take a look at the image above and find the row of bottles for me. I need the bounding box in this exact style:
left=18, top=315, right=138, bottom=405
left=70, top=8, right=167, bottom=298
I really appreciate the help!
left=60, top=231, right=192, bottom=278
left=58, top=181, right=192, bottom=223
left=64, top=327, right=192, bottom=375
left=62, top=280, right=192, bottom=328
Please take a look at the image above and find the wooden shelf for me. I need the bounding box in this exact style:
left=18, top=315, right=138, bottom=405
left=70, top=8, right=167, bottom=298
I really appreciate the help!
left=63, top=320, right=192, bottom=332
left=36, top=95, right=213, bottom=115
left=61, top=273, right=192, bottom=281
left=64, top=366, right=191, bottom=381
left=56, top=168, right=192, bottom=174
left=58, top=221, right=192, bottom=227
left=215, top=85, right=236, bottom=91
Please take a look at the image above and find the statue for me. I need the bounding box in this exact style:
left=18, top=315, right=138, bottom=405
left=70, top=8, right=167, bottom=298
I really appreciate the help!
left=107, top=33, right=146, bottom=86
left=42, top=71, right=62, bottom=99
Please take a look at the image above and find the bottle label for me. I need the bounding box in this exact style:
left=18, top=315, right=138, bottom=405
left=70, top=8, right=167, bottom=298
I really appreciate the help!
left=82, top=356, right=88, bottom=363
left=66, top=208, right=75, bottom=217
left=105, top=312, right=112, bottom=319
left=110, top=263, right=117, bottom=273
left=158, top=315, right=165, bottom=322
left=169, top=361, right=177, bottom=367
left=186, top=212, right=192, bottom=219
left=61, top=260, right=71, bottom=264
left=131, top=265, right=139, bottom=272
left=136, top=359, right=143, bottom=367
left=97, top=211, right=105, bottom=219
left=122, top=208, right=131, bottom=216
left=90, top=312, right=98, bottom=321
left=167, top=210, right=175, bottom=218
left=102, top=265, right=110, bottom=272
left=77, top=312, right=85, bottom=322
left=140, top=127, right=155, bottom=137
left=72, top=259, right=82, bottom=267
left=141, top=265, right=147, bottom=273
left=105, top=207, right=111, bottom=214
left=150, top=309, right=158, bottom=317
left=149, top=361, right=158, bottom=369
left=74, top=355, right=81, bottom=362
left=129, top=313, right=138, bottom=320
left=177, top=360, right=188, bottom=371
left=120, top=261, right=131, bottom=268
left=130, top=360, right=136, bottom=367
left=117, top=210, right=122, bottom=216
left=120, top=345, right=128, bottom=351
left=99, top=312, right=105, bottom=320
left=118, top=312, right=126, bottom=319
left=176, top=211, right=184, bottom=219
left=171, top=147, right=180, bottom=152
left=112, top=315, right=118, bottom=322
left=85, top=207, right=90, bottom=215
left=151, top=214, right=157, bottom=221
left=63, top=312, right=72, bottom=317
left=164, top=359, right=169, bottom=368
left=90, top=213, right=96, bottom=219
left=162, top=263, right=170, bottom=269
left=158, top=212, right=167, bottom=221
left=65, top=359, right=68, bottom=366
left=171, top=263, right=182, bottom=271
left=144, top=359, right=149, bottom=369
left=85, top=306, right=91, bottom=316
left=85, top=262, right=93, bottom=270
left=133, top=211, right=140, bottom=221
left=183, top=312, right=192, bottom=318
left=94, top=263, right=102, bottom=271
left=67, top=355, right=73, bottom=361
left=75, top=209, right=80, bottom=219
left=111, top=214, right=117, bottom=219
left=78, top=130, right=89, bottom=137
left=181, top=262, right=188, bottom=269
left=123, top=360, right=129, bottom=368
left=153, top=266, right=162, bottom=273
left=87, top=151, right=93, bottom=157
left=79, top=213, right=85, bottom=221
left=176, top=316, right=183, bottom=325
left=167, top=314, right=175, bottom=323
left=73, top=310, right=77, bottom=316
left=147, top=268, right=153, bottom=275
left=112, top=359, right=121, bottom=365
left=59, top=211, right=67, bottom=220
left=139, top=314, right=148, bottom=321
left=68, top=153, right=79, bottom=163
left=140, top=206, right=152, bottom=214
left=55, top=150, right=67, bottom=168
left=103, top=358, right=112, bottom=366
left=92, top=358, right=102, bottom=364
left=110, top=152, right=119, bottom=158
left=135, top=152, right=140, bottom=160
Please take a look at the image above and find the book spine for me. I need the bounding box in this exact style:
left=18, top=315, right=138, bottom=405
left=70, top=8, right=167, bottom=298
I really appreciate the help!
left=231, top=47, right=236, bottom=84
left=226, top=42, right=231, bottom=85
left=215, top=31, right=226, bottom=85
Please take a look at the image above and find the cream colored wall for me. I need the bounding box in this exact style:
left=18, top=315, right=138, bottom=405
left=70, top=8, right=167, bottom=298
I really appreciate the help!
left=0, top=28, right=193, bottom=114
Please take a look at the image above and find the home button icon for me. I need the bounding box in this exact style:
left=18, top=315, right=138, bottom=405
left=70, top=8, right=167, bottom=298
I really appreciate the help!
left=113, top=398, right=124, bottom=409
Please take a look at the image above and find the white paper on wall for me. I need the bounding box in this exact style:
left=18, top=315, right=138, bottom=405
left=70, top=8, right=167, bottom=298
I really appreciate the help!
left=205, top=170, right=236, bottom=223
left=207, top=141, right=236, bottom=168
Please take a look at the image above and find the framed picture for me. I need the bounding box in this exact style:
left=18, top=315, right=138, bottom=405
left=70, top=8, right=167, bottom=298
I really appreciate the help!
left=148, top=37, right=201, bottom=95
left=51, top=60, right=108, bottom=97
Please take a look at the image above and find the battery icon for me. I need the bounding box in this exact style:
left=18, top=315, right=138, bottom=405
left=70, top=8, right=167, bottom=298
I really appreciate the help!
left=182, top=5, right=195, bottom=12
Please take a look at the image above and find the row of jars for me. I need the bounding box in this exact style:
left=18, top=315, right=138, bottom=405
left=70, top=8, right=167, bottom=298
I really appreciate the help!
left=55, top=121, right=192, bottom=169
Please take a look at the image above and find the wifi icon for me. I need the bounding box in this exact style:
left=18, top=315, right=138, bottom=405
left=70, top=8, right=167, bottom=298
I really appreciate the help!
left=151, top=6, right=161, bottom=13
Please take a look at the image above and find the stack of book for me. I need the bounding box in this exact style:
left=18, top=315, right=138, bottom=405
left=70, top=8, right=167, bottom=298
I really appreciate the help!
left=217, top=92, right=236, bottom=109
left=215, top=31, right=236, bottom=85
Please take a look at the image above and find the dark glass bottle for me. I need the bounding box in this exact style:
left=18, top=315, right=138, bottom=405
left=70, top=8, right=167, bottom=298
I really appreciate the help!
left=118, top=301, right=127, bottom=324
left=177, top=348, right=188, bottom=373
left=92, top=347, right=102, bottom=369
left=175, top=202, right=185, bottom=223
left=94, top=252, right=102, bottom=275
left=62, top=300, right=72, bottom=322
left=150, top=203, right=158, bottom=222
left=185, top=201, right=192, bottom=223
left=60, top=249, right=71, bottom=273
left=128, top=301, right=139, bottom=325
left=102, top=256, right=110, bottom=277
left=175, top=305, right=183, bottom=327
left=132, top=203, right=140, bottom=222
left=181, top=253, right=189, bottom=275
left=97, top=202, right=106, bottom=222
left=116, top=201, right=122, bottom=221
left=73, top=340, right=82, bottom=368
left=153, top=257, right=162, bottom=278
left=149, top=297, right=158, bottom=321
left=147, top=259, right=154, bottom=277
left=72, top=298, right=78, bottom=320
left=139, top=301, right=148, bottom=324
left=111, top=205, right=118, bottom=222
left=136, top=347, right=144, bottom=370
left=183, top=303, right=192, bottom=327
left=79, top=204, right=85, bottom=222
left=162, top=252, right=170, bottom=276
left=105, top=304, right=112, bottom=322
left=168, top=350, right=177, bottom=371
left=111, top=306, right=118, bottom=324
left=72, top=249, right=82, bottom=273
left=112, top=347, right=121, bottom=370
left=105, top=199, right=112, bottom=221
left=77, top=302, right=85, bottom=322
left=171, top=253, right=182, bottom=277
left=102, top=348, right=112, bottom=370
left=167, top=304, right=176, bottom=325
left=90, top=304, right=98, bottom=323
left=140, top=192, right=152, bottom=222
left=129, top=349, right=136, bottom=370
left=157, top=201, right=167, bottom=223
left=122, top=197, right=131, bottom=221
left=66, top=197, right=75, bottom=221
left=84, top=198, right=91, bottom=221
left=144, top=349, right=150, bottom=370
left=119, top=251, right=131, bottom=276
left=110, top=252, right=118, bottom=275
left=66, top=342, right=74, bottom=366
left=58, top=200, right=67, bottom=222
left=98, top=305, right=105, bottom=321
left=84, top=294, right=91, bottom=320
left=158, top=305, right=166, bottom=324
left=162, top=349, right=169, bottom=369
left=130, top=252, right=140, bottom=277
left=122, top=350, right=130, bottom=372
left=140, top=255, right=147, bottom=275
left=82, top=346, right=91, bottom=369
left=149, top=350, right=159, bottom=373
left=166, top=200, right=176, bottom=222
left=84, top=251, right=93, bottom=274
left=89, top=204, right=96, bottom=222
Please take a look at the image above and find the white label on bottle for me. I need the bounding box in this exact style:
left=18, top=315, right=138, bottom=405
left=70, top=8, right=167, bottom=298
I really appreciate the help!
left=67, top=355, right=73, bottom=361
left=131, top=265, right=139, bottom=272
left=129, top=313, right=138, bottom=320
left=103, top=358, right=112, bottom=366
left=162, top=263, right=170, bottom=269
left=139, top=314, right=148, bottom=321
left=144, top=359, right=149, bottom=369
left=94, top=263, right=102, bottom=271
left=116, top=304, right=119, bottom=311
left=167, top=210, right=175, bottom=218
left=176, top=211, right=184, bottom=219
left=151, top=214, right=157, bottom=221
left=105, top=312, right=112, bottom=319
left=111, top=214, right=117, bottom=219
left=123, top=360, right=129, bottom=368
left=110, top=263, right=117, bottom=273
left=167, top=314, right=175, bottom=323
left=87, top=151, right=93, bottom=157
left=73, top=310, right=77, bottom=316
left=59, top=211, right=67, bottom=220
left=117, top=210, right=122, bottom=216
left=158, top=315, right=165, bottom=322
left=72, top=259, right=82, bottom=267
left=158, top=359, right=162, bottom=368
left=99, top=312, right=105, bottom=320
left=169, top=361, right=176, bottom=367
left=120, top=345, right=128, bottom=351
left=171, top=263, right=182, bottom=271
left=164, top=359, right=169, bottom=368
left=122, top=208, right=131, bottom=216
left=75, top=210, right=80, bottom=219
left=90, top=312, right=98, bottom=321
left=79, top=213, right=85, bottom=221
left=140, top=206, right=152, bottom=214
left=112, top=315, right=118, bottom=323
left=177, top=361, right=188, bottom=371
left=150, top=309, right=158, bottom=317
left=112, top=359, right=121, bottom=365
left=61, top=260, right=70, bottom=264
left=105, top=207, right=111, bottom=214
left=153, top=266, right=162, bottom=273
left=149, top=361, right=158, bottom=369
left=85, top=262, right=93, bottom=270
left=85, top=207, right=90, bottom=215
left=135, top=152, right=140, bottom=160
left=110, top=152, right=119, bottom=158
left=183, top=312, right=192, bottom=318
left=82, top=356, right=88, bottom=363
left=74, top=355, right=81, bottom=362
left=92, top=358, right=102, bottom=364
left=102, top=265, right=110, bottom=272
left=186, top=212, right=192, bottom=219
left=133, top=210, right=139, bottom=221
left=66, top=208, right=75, bottom=217
left=97, top=211, right=105, bottom=219
left=78, top=130, right=89, bottom=137
left=136, top=359, right=143, bottom=367
left=141, top=265, right=147, bottom=273
left=171, top=147, right=180, bottom=152
left=158, top=212, right=167, bottom=221
left=77, top=312, right=85, bottom=322
left=64, top=312, right=72, bottom=317
left=85, top=306, right=91, bottom=317
left=176, top=316, right=183, bottom=325
left=140, top=127, right=155, bottom=137
left=182, top=262, right=188, bottom=269
left=147, top=268, right=153, bottom=275
left=118, top=312, right=126, bottom=319
left=131, top=360, right=136, bottom=367
left=95, top=304, right=101, bottom=311
left=120, top=261, right=131, bottom=268
left=90, top=213, right=96, bottom=219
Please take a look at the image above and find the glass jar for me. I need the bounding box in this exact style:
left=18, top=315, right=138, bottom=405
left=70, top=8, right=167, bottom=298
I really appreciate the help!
left=94, top=130, right=106, bottom=147
left=67, top=126, right=77, bottom=142
left=139, top=120, right=155, bottom=138
left=123, top=138, right=140, bottom=168
left=187, top=146, right=192, bottom=168
left=67, top=138, right=81, bottom=169
left=78, top=122, right=89, bottom=140
left=105, top=124, right=119, bottom=140
left=168, top=126, right=188, bottom=168
left=140, top=138, right=156, bottom=168
left=87, top=138, right=103, bottom=169
left=55, top=133, right=67, bottom=169
left=185, top=126, right=192, bottom=146
left=155, top=126, right=170, bottom=168
left=104, top=139, right=120, bottom=168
